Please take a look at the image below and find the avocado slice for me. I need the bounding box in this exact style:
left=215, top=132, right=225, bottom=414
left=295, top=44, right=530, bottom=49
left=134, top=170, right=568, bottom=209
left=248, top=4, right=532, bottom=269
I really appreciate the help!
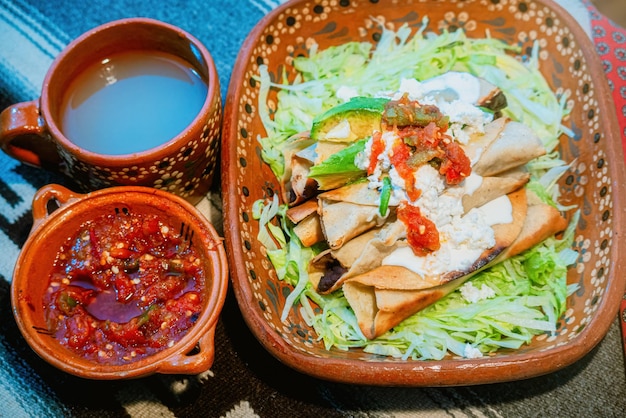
left=307, top=138, right=368, bottom=190
left=310, top=96, right=389, bottom=143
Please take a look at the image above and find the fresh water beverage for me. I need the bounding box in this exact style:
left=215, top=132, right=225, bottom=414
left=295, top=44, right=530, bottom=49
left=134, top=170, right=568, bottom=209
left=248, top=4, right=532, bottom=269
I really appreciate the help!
left=60, top=50, right=208, bottom=155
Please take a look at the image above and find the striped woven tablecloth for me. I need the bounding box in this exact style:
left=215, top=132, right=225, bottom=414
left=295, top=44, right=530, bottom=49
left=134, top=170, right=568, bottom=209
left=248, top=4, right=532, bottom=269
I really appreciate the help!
left=0, top=0, right=624, bottom=417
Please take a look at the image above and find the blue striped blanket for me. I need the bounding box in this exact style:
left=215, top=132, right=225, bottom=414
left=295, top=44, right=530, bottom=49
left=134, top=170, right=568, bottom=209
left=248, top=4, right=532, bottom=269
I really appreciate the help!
left=1, top=1, right=624, bottom=417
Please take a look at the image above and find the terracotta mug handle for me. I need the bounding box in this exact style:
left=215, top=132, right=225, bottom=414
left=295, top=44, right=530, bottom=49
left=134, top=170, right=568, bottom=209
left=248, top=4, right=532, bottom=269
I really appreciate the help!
left=157, top=326, right=216, bottom=375
left=31, top=184, right=82, bottom=230
left=0, top=100, right=62, bottom=169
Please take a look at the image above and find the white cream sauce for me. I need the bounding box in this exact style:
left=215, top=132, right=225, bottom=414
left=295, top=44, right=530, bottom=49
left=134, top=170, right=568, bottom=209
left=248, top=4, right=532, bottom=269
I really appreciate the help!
left=474, top=194, right=514, bottom=226
left=463, top=172, right=483, bottom=196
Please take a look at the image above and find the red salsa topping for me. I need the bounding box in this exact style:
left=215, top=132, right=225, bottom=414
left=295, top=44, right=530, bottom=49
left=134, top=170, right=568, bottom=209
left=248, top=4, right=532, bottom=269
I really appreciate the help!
left=383, top=95, right=471, bottom=188
left=382, top=95, right=472, bottom=255
left=44, top=211, right=205, bottom=365
left=367, top=131, right=385, bottom=176
left=389, top=138, right=422, bottom=201
left=397, top=203, right=440, bottom=256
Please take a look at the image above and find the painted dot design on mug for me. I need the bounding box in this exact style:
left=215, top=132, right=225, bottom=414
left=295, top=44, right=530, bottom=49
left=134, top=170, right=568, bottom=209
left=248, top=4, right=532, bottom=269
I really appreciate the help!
left=151, top=97, right=221, bottom=199
left=230, top=0, right=616, bottom=361
left=56, top=148, right=116, bottom=190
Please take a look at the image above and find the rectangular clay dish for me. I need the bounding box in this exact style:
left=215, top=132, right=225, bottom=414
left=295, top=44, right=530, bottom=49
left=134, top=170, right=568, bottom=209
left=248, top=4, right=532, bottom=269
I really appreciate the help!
left=221, top=0, right=626, bottom=386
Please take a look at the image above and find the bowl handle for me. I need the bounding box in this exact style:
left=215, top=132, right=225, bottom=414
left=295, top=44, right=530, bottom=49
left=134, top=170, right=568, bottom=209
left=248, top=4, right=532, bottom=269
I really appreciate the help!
left=32, top=184, right=82, bottom=228
left=157, top=326, right=216, bottom=375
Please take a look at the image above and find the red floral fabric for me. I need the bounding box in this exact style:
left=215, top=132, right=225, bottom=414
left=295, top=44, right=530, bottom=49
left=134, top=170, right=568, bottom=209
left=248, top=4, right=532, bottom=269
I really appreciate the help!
left=586, top=1, right=626, bottom=151
left=584, top=0, right=626, bottom=372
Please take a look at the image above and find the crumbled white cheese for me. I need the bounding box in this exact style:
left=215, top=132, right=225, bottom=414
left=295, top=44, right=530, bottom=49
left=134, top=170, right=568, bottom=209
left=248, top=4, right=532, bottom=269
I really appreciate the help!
left=415, top=166, right=462, bottom=226
left=396, top=78, right=423, bottom=99
left=387, top=167, right=405, bottom=207
left=358, top=130, right=409, bottom=208
left=354, top=135, right=372, bottom=168
left=463, top=343, right=484, bottom=359
left=382, top=164, right=497, bottom=277
left=433, top=99, right=492, bottom=145
left=336, top=85, right=359, bottom=102
left=356, top=131, right=395, bottom=174
left=414, top=164, right=445, bottom=195
left=439, top=209, right=495, bottom=250
left=459, top=281, right=497, bottom=303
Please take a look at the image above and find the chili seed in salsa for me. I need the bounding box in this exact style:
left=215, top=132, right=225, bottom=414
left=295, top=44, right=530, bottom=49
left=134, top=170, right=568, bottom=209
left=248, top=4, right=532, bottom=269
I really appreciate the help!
left=44, top=210, right=205, bottom=365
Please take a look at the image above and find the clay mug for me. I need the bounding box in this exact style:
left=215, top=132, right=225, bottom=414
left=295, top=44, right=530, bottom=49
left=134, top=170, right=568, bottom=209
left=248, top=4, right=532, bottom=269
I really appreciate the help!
left=0, top=18, right=221, bottom=205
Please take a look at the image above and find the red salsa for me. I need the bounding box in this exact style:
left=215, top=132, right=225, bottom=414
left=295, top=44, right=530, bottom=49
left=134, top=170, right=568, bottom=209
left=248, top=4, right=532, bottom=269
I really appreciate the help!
left=397, top=203, right=440, bottom=256
left=383, top=95, right=471, bottom=188
left=44, top=210, right=205, bottom=364
left=383, top=95, right=472, bottom=255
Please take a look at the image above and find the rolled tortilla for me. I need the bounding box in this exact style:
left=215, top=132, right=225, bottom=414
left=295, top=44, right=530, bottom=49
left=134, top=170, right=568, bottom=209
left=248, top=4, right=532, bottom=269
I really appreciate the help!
left=318, top=182, right=388, bottom=249
left=294, top=214, right=325, bottom=248
left=343, top=266, right=471, bottom=340
left=309, top=221, right=406, bottom=293
left=286, top=199, right=318, bottom=224
left=318, top=181, right=385, bottom=206
left=279, top=133, right=318, bottom=206
left=475, top=77, right=508, bottom=112
left=495, top=190, right=568, bottom=260
left=472, top=120, right=546, bottom=177
left=287, top=200, right=324, bottom=247
left=462, top=167, right=530, bottom=213
left=342, top=188, right=529, bottom=340
left=463, top=117, right=508, bottom=163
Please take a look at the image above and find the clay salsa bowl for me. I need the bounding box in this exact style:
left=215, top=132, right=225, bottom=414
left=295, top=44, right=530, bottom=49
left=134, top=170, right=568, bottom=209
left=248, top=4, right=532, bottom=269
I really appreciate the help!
left=11, top=184, right=229, bottom=379
left=221, top=0, right=626, bottom=386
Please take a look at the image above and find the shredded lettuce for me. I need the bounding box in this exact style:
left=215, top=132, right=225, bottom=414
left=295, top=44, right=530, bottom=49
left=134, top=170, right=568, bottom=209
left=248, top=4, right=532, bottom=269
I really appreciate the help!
left=257, top=18, right=569, bottom=179
left=253, top=20, right=577, bottom=360
left=254, top=195, right=578, bottom=360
